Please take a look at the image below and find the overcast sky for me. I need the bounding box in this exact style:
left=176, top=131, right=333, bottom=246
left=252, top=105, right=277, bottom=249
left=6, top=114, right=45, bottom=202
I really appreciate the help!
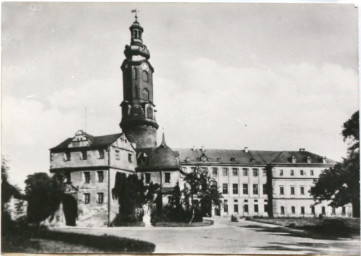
left=2, top=3, right=359, bottom=189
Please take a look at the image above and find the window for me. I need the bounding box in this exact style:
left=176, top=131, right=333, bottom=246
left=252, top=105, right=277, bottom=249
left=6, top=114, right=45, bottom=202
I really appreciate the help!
left=97, top=171, right=104, bottom=183
left=234, top=204, right=238, bottom=213
left=253, top=168, right=259, bottom=176
left=243, top=184, right=248, bottom=194
left=128, top=153, right=133, bottom=163
left=263, top=184, right=267, bottom=195
left=134, top=68, right=138, bottom=79
left=142, top=71, right=149, bottom=82
left=280, top=169, right=283, bottom=176
left=230, top=157, right=235, bottom=162
left=142, top=88, right=149, bottom=100
left=290, top=170, right=294, bottom=176
left=65, top=172, right=71, bottom=183
left=222, top=183, right=228, bottom=194
left=212, top=168, right=218, bottom=176
left=291, top=206, right=295, bottom=214
left=84, top=193, right=90, bottom=204
left=264, top=204, right=268, bottom=212
left=281, top=206, right=285, bottom=215
left=233, top=184, right=238, bottom=194
left=232, top=168, right=238, bottom=176
left=300, top=170, right=304, bottom=176
left=145, top=173, right=151, bottom=184
left=98, top=149, right=104, bottom=159
left=165, top=173, right=171, bottom=183
left=262, top=168, right=266, bottom=175
left=244, top=204, right=249, bottom=213
left=300, top=186, right=305, bottom=195
left=81, top=150, right=87, bottom=160
left=243, top=168, right=248, bottom=176
left=222, top=168, right=228, bottom=176
left=280, top=186, right=284, bottom=195
left=97, top=193, right=104, bottom=204
left=224, top=200, right=228, bottom=213
left=146, top=106, right=153, bottom=119
left=84, top=172, right=90, bottom=183
left=64, top=152, right=71, bottom=161
left=342, top=207, right=346, bottom=215
left=311, top=206, right=315, bottom=214
left=115, top=150, right=120, bottom=160
left=332, top=207, right=336, bottom=214
left=290, top=186, right=295, bottom=195
left=254, top=204, right=259, bottom=213
left=253, top=184, right=258, bottom=195
left=310, top=170, right=314, bottom=176
left=322, top=206, right=326, bottom=215
left=301, top=206, right=305, bottom=215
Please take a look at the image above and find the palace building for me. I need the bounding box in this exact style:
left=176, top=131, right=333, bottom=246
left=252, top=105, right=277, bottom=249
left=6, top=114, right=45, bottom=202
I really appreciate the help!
left=49, top=17, right=352, bottom=227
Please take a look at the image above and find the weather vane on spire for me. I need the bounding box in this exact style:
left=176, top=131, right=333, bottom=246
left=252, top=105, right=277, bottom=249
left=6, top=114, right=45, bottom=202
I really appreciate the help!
left=131, top=9, right=139, bottom=21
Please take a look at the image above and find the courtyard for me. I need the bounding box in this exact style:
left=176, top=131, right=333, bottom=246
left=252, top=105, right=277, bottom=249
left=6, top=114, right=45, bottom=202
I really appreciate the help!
left=53, top=217, right=360, bottom=254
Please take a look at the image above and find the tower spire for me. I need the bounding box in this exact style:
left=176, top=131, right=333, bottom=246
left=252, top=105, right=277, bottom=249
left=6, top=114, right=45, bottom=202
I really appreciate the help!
left=131, top=9, right=139, bottom=22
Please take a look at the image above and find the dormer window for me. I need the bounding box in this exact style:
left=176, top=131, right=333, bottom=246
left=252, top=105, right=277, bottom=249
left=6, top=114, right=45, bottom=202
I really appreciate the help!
left=322, top=157, right=327, bottom=163
left=230, top=157, right=235, bottom=162
left=307, top=156, right=312, bottom=163
left=292, top=156, right=296, bottom=163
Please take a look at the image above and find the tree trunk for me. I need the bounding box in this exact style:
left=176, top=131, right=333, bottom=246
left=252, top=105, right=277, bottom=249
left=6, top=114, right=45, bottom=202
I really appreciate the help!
left=352, top=198, right=360, bottom=217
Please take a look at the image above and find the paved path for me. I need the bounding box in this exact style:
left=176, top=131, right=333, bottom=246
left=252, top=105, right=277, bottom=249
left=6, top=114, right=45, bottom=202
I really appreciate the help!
left=53, top=217, right=360, bottom=254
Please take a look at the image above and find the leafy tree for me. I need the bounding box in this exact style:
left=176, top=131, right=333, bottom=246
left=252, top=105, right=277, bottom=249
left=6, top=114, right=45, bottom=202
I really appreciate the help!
left=311, top=111, right=359, bottom=217
left=1, top=157, right=21, bottom=211
left=25, top=172, right=66, bottom=223
left=112, top=173, right=159, bottom=224
left=183, top=166, right=222, bottom=217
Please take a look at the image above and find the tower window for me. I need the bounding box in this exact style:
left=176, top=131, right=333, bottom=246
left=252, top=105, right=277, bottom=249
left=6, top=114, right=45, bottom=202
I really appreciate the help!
left=142, top=71, right=149, bottom=82
left=147, top=106, right=153, bottom=119
left=142, top=88, right=149, bottom=101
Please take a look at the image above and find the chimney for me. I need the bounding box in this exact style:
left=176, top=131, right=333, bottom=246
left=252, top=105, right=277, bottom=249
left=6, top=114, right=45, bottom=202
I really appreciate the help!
left=244, top=147, right=248, bottom=153
left=201, top=146, right=205, bottom=152
left=299, top=148, right=305, bottom=152
left=322, top=156, right=327, bottom=163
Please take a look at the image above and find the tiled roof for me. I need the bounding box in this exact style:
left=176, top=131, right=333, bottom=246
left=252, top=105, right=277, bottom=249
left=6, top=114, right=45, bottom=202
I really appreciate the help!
left=174, top=148, right=336, bottom=165
left=51, top=132, right=123, bottom=150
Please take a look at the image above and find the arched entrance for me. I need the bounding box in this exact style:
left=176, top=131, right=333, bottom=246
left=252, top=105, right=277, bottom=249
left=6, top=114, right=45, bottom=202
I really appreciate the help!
left=63, top=194, right=78, bottom=226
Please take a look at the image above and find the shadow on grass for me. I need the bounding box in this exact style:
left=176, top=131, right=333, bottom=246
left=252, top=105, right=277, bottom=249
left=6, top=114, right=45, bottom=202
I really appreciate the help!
left=2, top=221, right=155, bottom=253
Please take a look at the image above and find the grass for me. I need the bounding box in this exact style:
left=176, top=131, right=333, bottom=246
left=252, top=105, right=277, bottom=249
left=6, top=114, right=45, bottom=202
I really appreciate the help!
left=2, top=220, right=155, bottom=253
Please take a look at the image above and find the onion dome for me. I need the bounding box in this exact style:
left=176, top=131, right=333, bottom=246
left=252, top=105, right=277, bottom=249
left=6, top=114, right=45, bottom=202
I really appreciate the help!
left=145, top=133, right=180, bottom=171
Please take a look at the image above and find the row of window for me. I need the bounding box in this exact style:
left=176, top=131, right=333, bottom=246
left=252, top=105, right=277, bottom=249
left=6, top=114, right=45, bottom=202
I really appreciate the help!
left=279, top=205, right=346, bottom=215
left=83, top=192, right=104, bottom=204
left=222, top=183, right=267, bottom=195
left=144, top=173, right=171, bottom=184
left=66, top=171, right=104, bottom=184
left=61, top=150, right=133, bottom=163
left=279, top=185, right=309, bottom=195
left=279, top=169, right=315, bottom=176
left=210, top=167, right=266, bottom=177
left=223, top=199, right=268, bottom=213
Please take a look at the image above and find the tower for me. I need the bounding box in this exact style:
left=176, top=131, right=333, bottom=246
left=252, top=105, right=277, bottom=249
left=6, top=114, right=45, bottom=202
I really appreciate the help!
left=120, top=15, right=159, bottom=149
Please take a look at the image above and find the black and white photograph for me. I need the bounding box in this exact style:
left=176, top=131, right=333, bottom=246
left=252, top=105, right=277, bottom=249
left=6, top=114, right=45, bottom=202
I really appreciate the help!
left=1, top=2, right=360, bottom=254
